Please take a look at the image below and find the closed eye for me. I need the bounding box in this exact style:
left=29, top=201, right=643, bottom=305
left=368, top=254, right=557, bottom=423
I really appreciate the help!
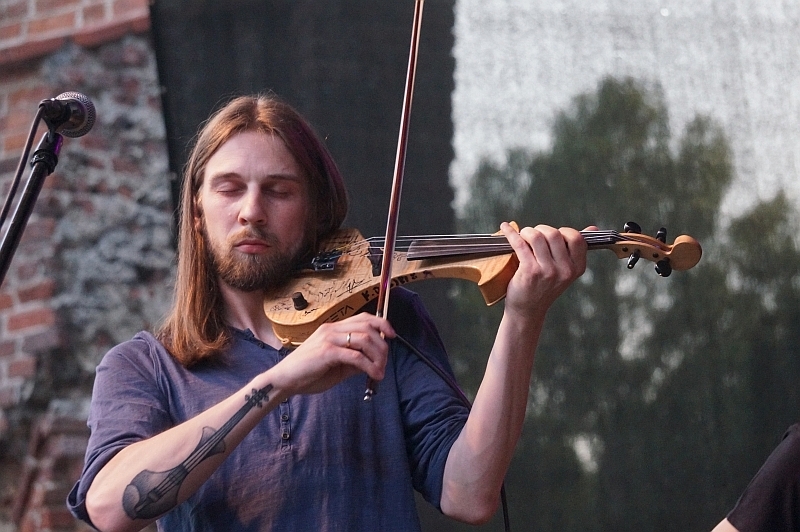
left=207, top=173, right=246, bottom=195
left=263, top=179, right=303, bottom=198
left=216, top=184, right=245, bottom=196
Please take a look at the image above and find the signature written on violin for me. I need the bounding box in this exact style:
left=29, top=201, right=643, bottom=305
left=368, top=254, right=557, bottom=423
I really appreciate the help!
left=264, top=230, right=436, bottom=320
left=264, top=227, right=520, bottom=345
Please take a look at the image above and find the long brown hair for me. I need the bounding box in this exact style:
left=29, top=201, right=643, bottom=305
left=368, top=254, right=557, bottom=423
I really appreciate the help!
left=157, top=95, right=348, bottom=366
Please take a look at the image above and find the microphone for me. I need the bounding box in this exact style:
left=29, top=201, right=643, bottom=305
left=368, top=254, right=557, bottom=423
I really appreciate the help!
left=39, top=91, right=96, bottom=138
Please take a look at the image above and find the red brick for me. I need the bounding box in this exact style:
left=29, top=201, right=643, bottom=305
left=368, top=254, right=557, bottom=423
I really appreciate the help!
left=5, top=108, right=37, bottom=130
left=80, top=133, right=110, bottom=151
left=28, top=12, right=76, bottom=37
left=43, top=479, right=72, bottom=504
left=19, top=218, right=55, bottom=242
left=83, top=4, right=106, bottom=25
left=38, top=506, right=77, bottom=528
left=0, top=60, right=38, bottom=84
left=0, top=0, right=28, bottom=22
left=0, top=156, right=20, bottom=174
left=18, top=279, right=55, bottom=303
left=9, top=85, right=51, bottom=107
left=112, top=155, right=139, bottom=173
left=3, top=131, right=29, bottom=151
left=11, top=260, right=44, bottom=282
left=7, top=307, right=55, bottom=331
left=8, top=356, right=36, bottom=378
left=28, top=480, right=47, bottom=506
left=18, top=516, right=35, bottom=532
left=0, top=386, right=17, bottom=407
left=22, top=328, right=60, bottom=352
left=72, top=19, right=129, bottom=48
left=35, top=0, right=81, bottom=15
left=112, top=0, right=149, bottom=18
left=0, top=291, right=13, bottom=309
left=0, top=339, right=16, bottom=357
left=0, top=35, right=64, bottom=67
left=131, top=12, right=151, bottom=33
left=0, top=22, right=23, bottom=40
left=72, top=12, right=150, bottom=48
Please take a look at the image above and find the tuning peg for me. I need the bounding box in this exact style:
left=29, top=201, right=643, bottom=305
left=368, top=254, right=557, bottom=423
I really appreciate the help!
left=655, top=259, right=672, bottom=277
left=627, top=249, right=640, bottom=269
left=655, top=227, right=667, bottom=243
left=624, top=221, right=642, bottom=234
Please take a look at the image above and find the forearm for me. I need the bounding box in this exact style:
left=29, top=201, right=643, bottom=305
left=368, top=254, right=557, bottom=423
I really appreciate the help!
left=86, top=371, right=285, bottom=532
left=441, top=309, right=545, bottom=523
left=440, top=224, right=586, bottom=523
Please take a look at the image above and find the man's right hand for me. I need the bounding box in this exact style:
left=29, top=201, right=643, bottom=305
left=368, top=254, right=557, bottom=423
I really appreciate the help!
left=268, top=313, right=396, bottom=398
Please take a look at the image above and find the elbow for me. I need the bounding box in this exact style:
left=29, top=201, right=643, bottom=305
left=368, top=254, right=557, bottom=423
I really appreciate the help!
left=85, top=486, right=142, bottom=532
left=84, top=496, right=118, bottom=532
left=458, top=503, right=500, bottom=526
left=441, top=491, right=501, bottom=525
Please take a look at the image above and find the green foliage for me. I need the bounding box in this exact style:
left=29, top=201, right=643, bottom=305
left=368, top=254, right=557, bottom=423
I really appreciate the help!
left=444, top=76, right=800, bottom=531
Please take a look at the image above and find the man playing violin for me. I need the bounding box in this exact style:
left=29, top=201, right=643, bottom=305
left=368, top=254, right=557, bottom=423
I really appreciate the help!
left=67, top=94, right=588, bottom=531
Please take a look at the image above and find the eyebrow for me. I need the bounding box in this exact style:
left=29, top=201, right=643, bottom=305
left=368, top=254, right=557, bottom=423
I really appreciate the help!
left=206, top=171, right=305, bottom=185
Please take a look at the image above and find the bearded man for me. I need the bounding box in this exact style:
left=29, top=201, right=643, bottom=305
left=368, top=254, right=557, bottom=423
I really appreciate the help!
left=68, top=94, right=588, bottom=532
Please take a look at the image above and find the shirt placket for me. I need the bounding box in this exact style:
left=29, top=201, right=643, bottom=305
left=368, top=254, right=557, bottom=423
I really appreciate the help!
left=278, top=347, right=292, bottom=450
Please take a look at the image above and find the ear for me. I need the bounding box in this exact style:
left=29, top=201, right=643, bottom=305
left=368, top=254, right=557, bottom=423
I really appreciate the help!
left=193, top=196, right=203, bottom=231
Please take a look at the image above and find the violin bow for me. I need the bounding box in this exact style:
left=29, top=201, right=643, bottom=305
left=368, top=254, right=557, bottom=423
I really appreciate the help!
left=365, top=0, right=426, bottom=401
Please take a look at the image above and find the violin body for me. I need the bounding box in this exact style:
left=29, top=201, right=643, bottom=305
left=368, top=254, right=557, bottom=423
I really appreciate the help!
left=264, top=224, right=702, bottom=346
left=264, top=228, right=519, bottom=345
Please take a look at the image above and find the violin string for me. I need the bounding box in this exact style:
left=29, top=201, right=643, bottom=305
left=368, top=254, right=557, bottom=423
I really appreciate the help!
left=324, top=230, right=662, bottom=257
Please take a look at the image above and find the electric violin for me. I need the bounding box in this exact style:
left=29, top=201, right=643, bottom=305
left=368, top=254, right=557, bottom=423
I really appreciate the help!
left=263, top=221, right=702, bottom=346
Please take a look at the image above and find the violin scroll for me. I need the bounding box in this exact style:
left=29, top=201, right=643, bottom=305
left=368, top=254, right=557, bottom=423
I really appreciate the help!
left=588, top=223, right=702, bottom=277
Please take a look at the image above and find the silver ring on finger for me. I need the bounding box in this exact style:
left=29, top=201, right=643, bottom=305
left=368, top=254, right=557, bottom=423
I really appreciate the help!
left=345, top=332, right=352, bottom=349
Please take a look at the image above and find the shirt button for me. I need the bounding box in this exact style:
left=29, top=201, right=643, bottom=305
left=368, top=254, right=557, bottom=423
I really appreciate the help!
left=280, top=414, right=289, bottom=421
left=282, top=432, right=290, bottom=440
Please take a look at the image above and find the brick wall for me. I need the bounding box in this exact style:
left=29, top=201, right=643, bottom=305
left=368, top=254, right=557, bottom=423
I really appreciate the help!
left=0, top=0, right=149, bottom=66
left=0, top=1, right=173, bottom=529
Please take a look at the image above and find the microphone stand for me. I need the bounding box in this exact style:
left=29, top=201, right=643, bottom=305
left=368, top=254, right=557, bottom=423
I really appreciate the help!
left=0, top=130, right=63, bottom=286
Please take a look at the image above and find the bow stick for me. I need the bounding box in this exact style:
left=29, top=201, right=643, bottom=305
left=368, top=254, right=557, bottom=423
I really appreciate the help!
left=365, top=0, right=426, bottom=401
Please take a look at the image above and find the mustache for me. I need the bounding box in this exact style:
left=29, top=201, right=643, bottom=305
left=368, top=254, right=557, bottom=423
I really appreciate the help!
left=228, top=228, right=279, bottom=247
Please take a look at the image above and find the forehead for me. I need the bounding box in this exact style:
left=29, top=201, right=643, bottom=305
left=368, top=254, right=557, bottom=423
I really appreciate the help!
left=203, top=130, right=305, bottom=183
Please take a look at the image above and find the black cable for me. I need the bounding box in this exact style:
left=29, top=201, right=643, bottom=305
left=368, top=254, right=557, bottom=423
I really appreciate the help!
left=394, top=333, right=512, bottom=532
left=0, top=108, right=43, bottom=229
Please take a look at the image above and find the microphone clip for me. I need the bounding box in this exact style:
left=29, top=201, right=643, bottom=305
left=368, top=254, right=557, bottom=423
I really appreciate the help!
left=38, top=91, right=96, bottom=138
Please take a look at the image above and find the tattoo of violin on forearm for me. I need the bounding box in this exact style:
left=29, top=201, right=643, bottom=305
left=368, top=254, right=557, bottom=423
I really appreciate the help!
left=121, top=384, right=273, bottom=520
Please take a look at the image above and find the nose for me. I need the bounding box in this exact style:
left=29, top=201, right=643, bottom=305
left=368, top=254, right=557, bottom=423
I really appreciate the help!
left=238, top=187, right=267, bottom=226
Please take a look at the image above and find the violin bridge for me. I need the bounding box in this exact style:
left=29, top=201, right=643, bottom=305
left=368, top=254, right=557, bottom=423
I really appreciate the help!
left=367, top=245, right=383, bottom=277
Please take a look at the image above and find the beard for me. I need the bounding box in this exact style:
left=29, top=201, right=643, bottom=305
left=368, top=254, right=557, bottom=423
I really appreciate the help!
left=203, top=224, right=306, bottom=292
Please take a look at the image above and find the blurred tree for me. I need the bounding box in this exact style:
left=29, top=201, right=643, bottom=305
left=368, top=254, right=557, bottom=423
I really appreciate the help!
left=432, top=76, right=800, bottom=531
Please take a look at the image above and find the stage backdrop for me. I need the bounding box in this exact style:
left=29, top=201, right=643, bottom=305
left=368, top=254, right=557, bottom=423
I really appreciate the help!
left=149, top=0, right=457, bottom=335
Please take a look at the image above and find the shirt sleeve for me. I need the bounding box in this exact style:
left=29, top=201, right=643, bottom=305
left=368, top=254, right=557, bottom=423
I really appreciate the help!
left=389, top=289, right=470, bottom=509
left=727, top=424, right=800, bottom=532
left=67, top=333, right=174, bottom=525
